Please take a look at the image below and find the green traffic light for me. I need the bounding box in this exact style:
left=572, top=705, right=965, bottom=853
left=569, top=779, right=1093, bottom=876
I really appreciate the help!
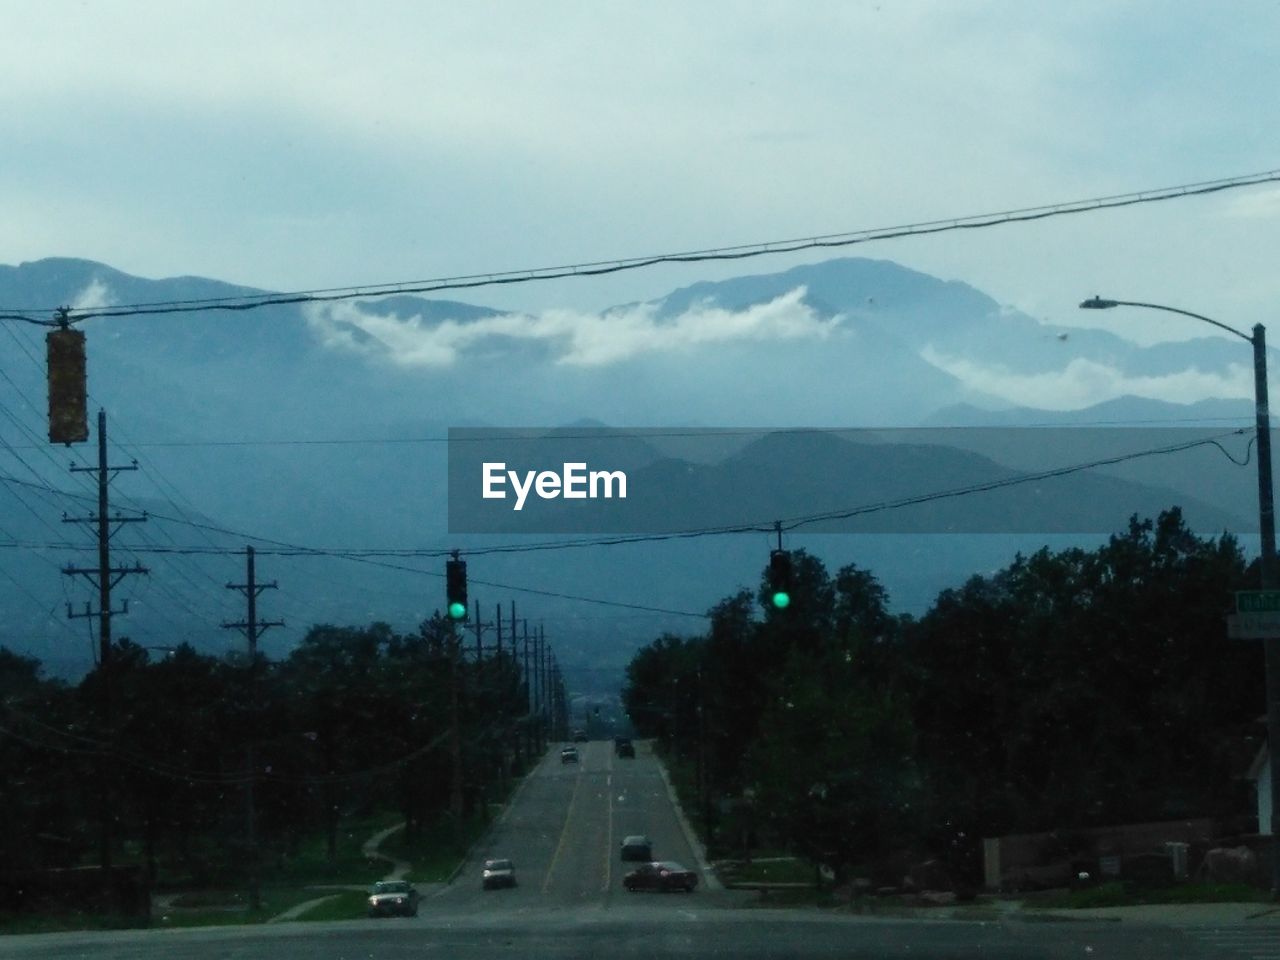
left=448, top=601, right=468, bottom=620
left=771, top=591, right=791, bottom=610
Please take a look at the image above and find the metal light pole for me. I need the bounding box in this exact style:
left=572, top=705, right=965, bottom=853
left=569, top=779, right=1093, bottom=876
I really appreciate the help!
left=1081, top=297, right=1280, bottom=894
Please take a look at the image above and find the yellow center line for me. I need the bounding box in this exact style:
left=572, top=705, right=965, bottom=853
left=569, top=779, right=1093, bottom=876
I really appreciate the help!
left=541, top=760, right=583, bottom=893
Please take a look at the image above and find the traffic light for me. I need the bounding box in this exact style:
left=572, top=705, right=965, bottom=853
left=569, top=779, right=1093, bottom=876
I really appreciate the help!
left=47, top=326, right=88, bottom=445
left=768, top=549, right=792, bottom=610
left=446, top=557, right=468, bottom=620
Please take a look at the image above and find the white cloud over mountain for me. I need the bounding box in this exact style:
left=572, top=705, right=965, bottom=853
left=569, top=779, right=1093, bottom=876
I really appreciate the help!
left=304, top=286, right=842, bottom=367
left=921, top=345, right=1253, bottom=409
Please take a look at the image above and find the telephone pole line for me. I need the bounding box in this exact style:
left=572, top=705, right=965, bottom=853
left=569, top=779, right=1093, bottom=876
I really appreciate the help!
left=221, top=545, right=283, bottom=913
left=222, top=545, right=282, bottom=655
left=522, top=619, right=533, bottom=763
left=61, top=408, right=147, bottom=872
left=449, top=618, right=464, bottom=819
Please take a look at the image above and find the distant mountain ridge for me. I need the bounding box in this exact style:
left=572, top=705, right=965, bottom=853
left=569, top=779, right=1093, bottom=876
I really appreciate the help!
left=0, top=255, right=1262, bottom=686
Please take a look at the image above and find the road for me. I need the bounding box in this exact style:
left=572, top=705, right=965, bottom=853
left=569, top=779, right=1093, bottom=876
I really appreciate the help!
left=3, top=740, right=1273, bottom=958
left=438, top=737, right=710, bottom=909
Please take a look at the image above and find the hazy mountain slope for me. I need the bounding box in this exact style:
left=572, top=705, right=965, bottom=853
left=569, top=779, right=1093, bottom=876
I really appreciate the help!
left=0, top=256, right=1260, bottom=688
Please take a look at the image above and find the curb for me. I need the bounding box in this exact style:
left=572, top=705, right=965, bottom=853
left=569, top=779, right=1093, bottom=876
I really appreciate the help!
left=651, top=748, right=722, bottom=891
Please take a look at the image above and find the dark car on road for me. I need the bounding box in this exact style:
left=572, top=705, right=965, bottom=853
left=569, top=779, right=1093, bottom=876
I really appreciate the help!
left=614, top=736, right=635, bottom=758
left=482, top=858, right=517, bottom=889
left=620, top=834, right=652, bottom=861
left=560, top=746, right=579, bottom=763
left=573, top=729, right=589, bottom=742
left=624, top=861, right=698, bottom=893
left=367, top=879, right=420, bottom=917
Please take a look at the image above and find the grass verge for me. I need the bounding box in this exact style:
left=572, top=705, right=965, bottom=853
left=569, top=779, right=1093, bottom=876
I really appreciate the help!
left=294, top=890, right=372, bottom=922
left=156, top=887, right=326, bottom=928
left=264, top=811, right=404, bottom=887
left=719, top=858, right=817, bottom=886
left=389, top=810, right=495, bottom=884
left=0, top=912, right=149, bottom=935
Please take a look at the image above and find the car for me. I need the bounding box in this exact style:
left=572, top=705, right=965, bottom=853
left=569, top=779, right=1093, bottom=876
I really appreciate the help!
left=367, top=879, right=420, bottom=917
left=614, top=736, right=635, bottom=758
left=560, top=746, right=579, bottom=763
left=624, top=861, right=698, bottom=893
left=620, top=834, right=652, bottom=861
left=572, top=729, right=589, bottom=742
left=482, top=858, right=517, bottom=889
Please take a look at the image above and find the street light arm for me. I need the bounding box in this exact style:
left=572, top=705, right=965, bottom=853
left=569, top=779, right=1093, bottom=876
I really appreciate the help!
left=1079, top=297, right=1253, bottom=343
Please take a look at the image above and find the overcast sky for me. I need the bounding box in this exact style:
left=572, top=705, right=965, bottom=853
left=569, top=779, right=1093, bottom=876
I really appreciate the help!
left=4, top=1, right=1279, bottom=346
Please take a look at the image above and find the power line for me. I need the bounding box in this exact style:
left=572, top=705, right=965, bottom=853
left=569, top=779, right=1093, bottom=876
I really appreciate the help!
left=4, top=168, right=1278, bottom=325
left=1, top=427, right=1253, bottom=558
left=781, top=430, right=1254, bottom=530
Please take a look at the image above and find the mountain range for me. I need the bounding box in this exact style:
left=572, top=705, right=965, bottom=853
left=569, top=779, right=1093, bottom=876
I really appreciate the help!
left=0, top=256, right=1263, bottom=688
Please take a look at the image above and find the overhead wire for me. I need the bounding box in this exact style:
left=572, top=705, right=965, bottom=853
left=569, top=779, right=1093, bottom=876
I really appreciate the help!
left=2, top=168, right=1278, bottom=325
left=1, top=425, right=1256, bottom=630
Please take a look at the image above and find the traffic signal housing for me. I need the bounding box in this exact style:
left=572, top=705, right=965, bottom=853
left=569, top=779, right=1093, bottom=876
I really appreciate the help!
left=446, top=558, right=468, bottom=620
left=768, top=549, right=793, bottom=610
left=47, top=326, right=88, bottom=445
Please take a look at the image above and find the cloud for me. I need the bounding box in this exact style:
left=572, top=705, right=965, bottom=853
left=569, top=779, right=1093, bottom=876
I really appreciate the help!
left=71, top=278, right=114, bottom=311
left=921, top=345, right=1252, bottom=409
left=1224, top=186, right=1280, bottom=220
left=303, top=286, right=842, bottom=368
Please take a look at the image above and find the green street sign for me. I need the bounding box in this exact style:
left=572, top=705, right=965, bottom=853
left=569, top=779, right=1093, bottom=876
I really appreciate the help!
left=1236, top=591, right=1280, bottom=614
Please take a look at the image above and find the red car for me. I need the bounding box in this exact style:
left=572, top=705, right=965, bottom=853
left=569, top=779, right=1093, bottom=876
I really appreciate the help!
left=623, top=861, right=698, bottom=893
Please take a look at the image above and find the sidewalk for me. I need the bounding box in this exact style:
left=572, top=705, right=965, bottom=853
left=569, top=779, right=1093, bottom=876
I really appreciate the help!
left=265, top=821, right=411, bottom=923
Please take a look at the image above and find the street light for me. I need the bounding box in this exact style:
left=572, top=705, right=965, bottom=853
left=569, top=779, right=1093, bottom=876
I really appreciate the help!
left=1080, top=296, right=1280, bottom=894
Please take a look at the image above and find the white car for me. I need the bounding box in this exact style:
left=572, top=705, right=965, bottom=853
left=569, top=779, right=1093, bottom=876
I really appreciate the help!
left=482, top=858, right=517, bottom=889
left=367, top=880, right=420, bottom=917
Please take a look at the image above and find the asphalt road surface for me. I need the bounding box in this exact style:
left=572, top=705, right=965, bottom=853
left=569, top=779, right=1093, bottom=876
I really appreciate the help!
left=439, top=737, right=707, bottom=908
left=2, top=741, right=1266, bottom=959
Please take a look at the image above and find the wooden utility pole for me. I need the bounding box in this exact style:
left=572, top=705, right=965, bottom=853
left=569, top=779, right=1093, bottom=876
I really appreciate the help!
left=541, top=626, right=550, bottom=746
left=62, top=409, right=147, bottom=872
left=524, top=620, right=535, bottom=759
left=222, top=545, right=282, bottom=912
left=449, top=621, right=464, bottom=819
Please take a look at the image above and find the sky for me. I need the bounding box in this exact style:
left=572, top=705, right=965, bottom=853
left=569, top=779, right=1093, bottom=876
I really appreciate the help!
left=5, top=0, right=1280, bottom=673
left=3, top=1, right=1280, bottom=367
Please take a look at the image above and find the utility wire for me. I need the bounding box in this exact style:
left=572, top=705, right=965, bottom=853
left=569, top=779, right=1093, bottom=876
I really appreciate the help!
left=0, top=425, right=1254, bottom=592
left=4, top=168, right=1278, bottom=325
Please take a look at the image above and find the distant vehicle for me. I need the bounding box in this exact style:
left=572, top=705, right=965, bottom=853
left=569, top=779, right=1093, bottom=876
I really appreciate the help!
left=572, top=729, right=589, bottom=742
left=367, top=879, right=420, bottom=917
left=620, top=834, right=652, bottom=861
left=560, top=746, right=579, bottom=763
left=624, top=861, right=698, bottom=893
left=482, top=858, right=517, bottom=890
left=614, top=736, right=635, bottom=758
